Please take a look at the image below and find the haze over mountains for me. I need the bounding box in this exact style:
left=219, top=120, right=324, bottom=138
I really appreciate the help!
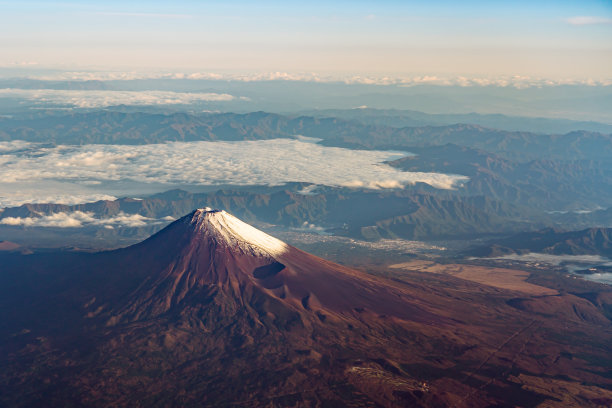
left=303, top=108, right=612, bottom=134
left=2, top=110, right=611, bottom=161
left=0, top=59, right=611, bottom=408
left=0, top=187, right=541, bottom=249
left=1, top=104, right=612, bottom=264
left=467, top=228, right=612, bottom=258
left=1, top=76, right=612, bottom=123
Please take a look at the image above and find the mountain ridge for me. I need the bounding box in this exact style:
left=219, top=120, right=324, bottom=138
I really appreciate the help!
left=2, top=110, right=611, bottom=162
left=467, top=227, right=612, bottom=258
left=0, top=188, right=546, bottom=249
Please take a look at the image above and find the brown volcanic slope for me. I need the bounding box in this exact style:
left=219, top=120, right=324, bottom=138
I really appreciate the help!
left=1, top=209, right=611, bottom=407
left=105, top=208, right=432, bottom=326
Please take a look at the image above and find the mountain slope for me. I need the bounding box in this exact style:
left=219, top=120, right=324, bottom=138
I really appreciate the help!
left=0, top=209, right=457, bottom=407
left=1, top=210, right=611, bottom=407
left=103, top=209, right=434, bottom=327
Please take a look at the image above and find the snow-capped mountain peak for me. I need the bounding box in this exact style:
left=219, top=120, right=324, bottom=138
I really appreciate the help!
left=189, top=208, right=288, bottom=257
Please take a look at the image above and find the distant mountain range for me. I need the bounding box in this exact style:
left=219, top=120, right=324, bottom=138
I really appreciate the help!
left=1, top=111, right=611, bottom=162
left=3, top=179, right=612, bottom=250
left=2, top=110, right=612, bottom=212
left=301, top=107, right=612, bottom=134
left=388, top=143, right=612, bottom=210
left=467, top=227, right=612, bottom=258
left=2, top=78, right=611, bottom=122
left=1, top=109, right=612, bottom=251
left=0, top=186, right=547, bottom=249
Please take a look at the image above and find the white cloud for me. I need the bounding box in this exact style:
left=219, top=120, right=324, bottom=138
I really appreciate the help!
left=396, top=75, right=612, bottom=88
left=0, top=187, right=117, bottom=208
left=567, top=16, right=612, bottom=26
left=0, top=61, right=39, bottom=67
left=4, top=139, right=467, bottom=188
left=94, top=12, right=192, bottom=19
left=0, top=141, right=32, bottom=153
left=290, top=221, right=327, bottom=234
left=0, top=139, right=469, bottom=207
left=0, top=89, right=238, bottom=108
left=96, top=212, right=152, bottom=227
left=1, top=212, right=90, bottom=227
left=8, top=70, right=611, bottom=88
left=489, top=253, right=612, bottom=266
left=0, top=211, right=157, bottom=228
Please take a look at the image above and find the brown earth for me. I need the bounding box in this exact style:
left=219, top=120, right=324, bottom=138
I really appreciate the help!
left=0, top=210, right=611, bottom=407
left=390, top=260, right=558, bottom=295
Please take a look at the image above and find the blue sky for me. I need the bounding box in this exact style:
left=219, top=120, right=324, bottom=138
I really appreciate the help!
left=1, top=1, right=611, bottom=79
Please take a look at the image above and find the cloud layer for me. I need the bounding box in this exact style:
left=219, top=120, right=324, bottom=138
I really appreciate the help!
left=0, top=211, right=173, bottom=228
left=3, top=71, right=610, bottom=88
left=0, top=139, right=468, bottom=207
left=0, top=89, right=240, bottom=108
left=567, top=16, right=612, bottom=26
left=0, top=189, right=117, bottom=208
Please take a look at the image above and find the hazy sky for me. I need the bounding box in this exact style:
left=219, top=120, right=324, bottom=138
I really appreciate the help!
left=1, top=0, right=611, bottom=79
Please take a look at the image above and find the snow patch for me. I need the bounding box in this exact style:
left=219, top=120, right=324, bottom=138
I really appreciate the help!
left=192, top=209, right=288, bottom=257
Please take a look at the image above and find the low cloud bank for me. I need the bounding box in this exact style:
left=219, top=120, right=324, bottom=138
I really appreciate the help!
left=0, top=89, right=240, bottom=108
left=0, top=211, right=173, bottom=228
left=0, top=139, right=469, bottom=208
left=5, top=70, right=611, bottom=88
left=492, top=253, right=611, bottom=266
left=0, top=140, right=468, bottom=194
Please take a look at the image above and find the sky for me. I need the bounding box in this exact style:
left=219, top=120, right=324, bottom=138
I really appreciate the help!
left=1, top=0, right=611, bottom=80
